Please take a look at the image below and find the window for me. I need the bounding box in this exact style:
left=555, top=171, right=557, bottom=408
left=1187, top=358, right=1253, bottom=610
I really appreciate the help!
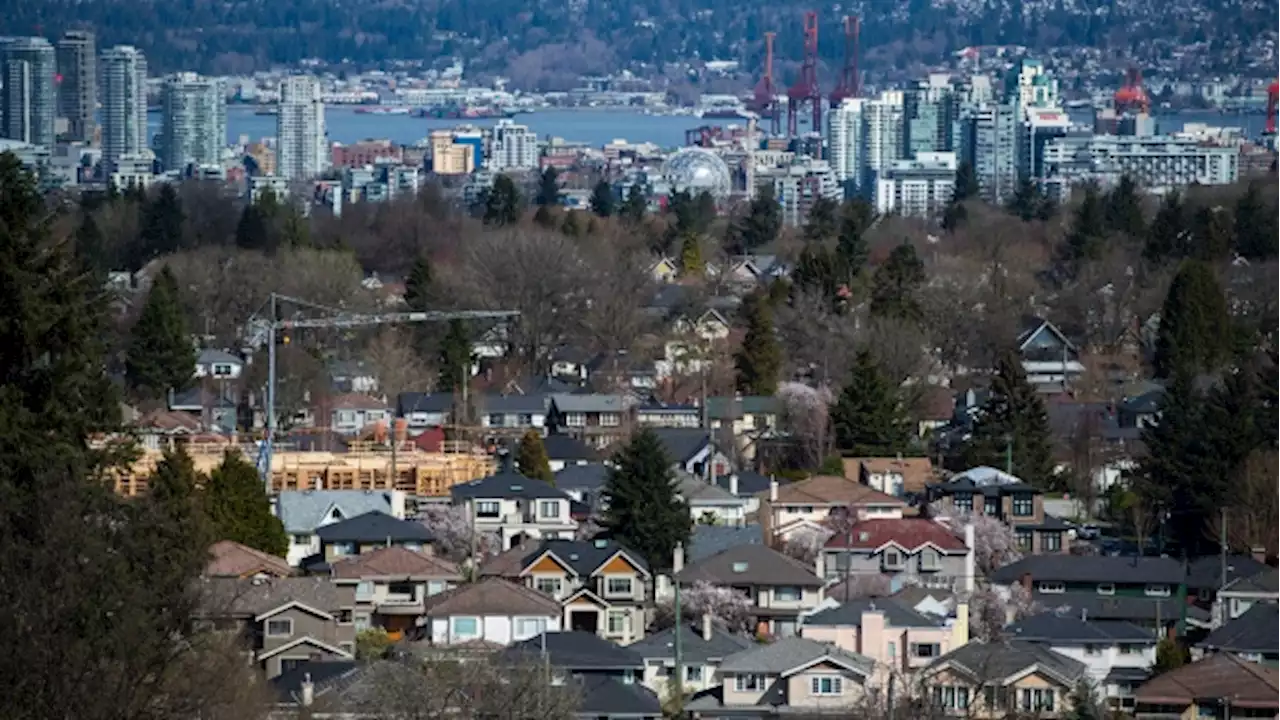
left=518, top=413, right=533, bottom=426
left=265, top=618, right=293, bottom=637
left=983, top=686, right=999, bottom=710
left=1097, top=583, right=1115, bottom=596
left=355, top=581, right=375, bottom=601
left=1022, top=688, right=1055, bottom=711
left=451, top=617, right=479, bottom=639
left=810, top=676, right=844, bottom=696
left=883, top=550, right=903, bottom=569
left=535, top=577, right=562, bottom=596
left=606, top=576, right=634, bottom=597
left=354, top=613, right=370, bottom=631
left=337, top=410, right=356, bottom=425
left=911, top=643, right=940, bottom=658
left=734, top=674, right=763, bottom=692
left=388, top=581, right=414, bottom=597
left=476, top=501, right=500, bottom=519
left=1012, top=493, right=1034, bottom=516
left=606, top=610, right=630, bottom=636
left=539, top=501, right=561, bottom=519
left=887, top=642, right=896, bottom=660
left=934, top=686, right=968, bottom=709
left=920, top=548, right=941, bottom=571
left=1084, top=644, right=1100, bottom=656
left=953, top=493, right=974, bottom=513
left=292, top=534, right=311, bottom=545
left=488, top=413, right=505, bottom=427
left=337, top=609, right=353, bottom=624
left=1119, top=644, right=1135, bottom=655
left=565, top=412, right=586, bottom=427
left=1042, top=531, right=1062, bottom=552
left=1038, top=582, right=1066, bottom=594
left=775, top=586, right=801, bottom=602
left=1015, top=530, right=1033, bottom=552
left=600, top=413, right=620, bottom=427
left=984, top=497, right=1000, bottom=516
left=212, top=362, right=234, bottom=377
left=514, top=617, right=547, bottom=639
left=1145, top=584, right=1171, bottom=598
left=686, top=666, right=703, bottom=682
left=331, top=542, right=356, bottom=557
left=427, top=581, right=446, bottom=596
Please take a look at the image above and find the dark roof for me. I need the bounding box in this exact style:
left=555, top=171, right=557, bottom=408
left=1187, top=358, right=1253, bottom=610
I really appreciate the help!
left=648, top=428, right=710, bottom=465
left=1006, top=613, right=1156, bottom=644
left=927, top=639, right=1087, bottom=686
left=480, top=394, right=548, bottom=413
left=806, top=598, right=945, bottom=628
left=930, top=467, right=1040, bottom=496
left=1186, top=555, right=1272, bottom=590
left=1013, top=514, right=1075, bottom=531
left=542, top=434, right=599, bottom=462
left=395, top=392, right=454, bottom=415
left=451, top=471, right=573, bottom=501
left=198, top=576, right=352, bottom=617
left=1120, top=388, right=1164, bottom=415
left=528, top=538, right=650, bottom=576
left=675, top=544, right=823, bottom=588
left=505, top=631, right=643, bottom=670
left=553, top=462, right=610, bottom=491
left=687, top=524, right=763, bottom=563
left=1221, top=568, right=1279, bottom=595
left=577, top=674, right=662, bottom=717
left=1197, top=603, right=1280, bottom=655
left=712, top=471, right=778, bottom=497
left=315, top=511, right=435, bottom=544
left=1134, top=653, right=1279, bottom=708
left=991, top=555, right=1185, bottom=586
left=628, top=624, right=755, bottom=663
left=1030, top=592, right=1211, bottom=624
left=271, top=661, right=359, bottom=702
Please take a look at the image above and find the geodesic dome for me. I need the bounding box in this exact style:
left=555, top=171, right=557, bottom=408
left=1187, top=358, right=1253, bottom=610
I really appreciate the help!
left=662, top=147, right=732, bottom=200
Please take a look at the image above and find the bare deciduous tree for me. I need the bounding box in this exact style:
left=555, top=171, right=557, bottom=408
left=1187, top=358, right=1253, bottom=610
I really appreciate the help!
left=1206, top=449, right=1279, bottom=558
left=574, top=238, right=657, bottom=357
left=364, top=327, right=434, bottom=400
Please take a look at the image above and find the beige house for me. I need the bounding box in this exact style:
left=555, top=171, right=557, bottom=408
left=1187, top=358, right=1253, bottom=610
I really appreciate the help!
left=685, top=636, right=875, bottom=717
left=801, top=597, right=967, bottom=684
left=674, top=544, right=824, bottom=638
left=758, top=475, right=906, bottom=540
left=917, top=639, right=1087, bottom=718
left=328, top=545, right=462, bottom=640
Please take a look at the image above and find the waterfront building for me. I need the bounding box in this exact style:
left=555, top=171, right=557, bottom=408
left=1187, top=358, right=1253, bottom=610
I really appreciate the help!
left=160, top=72, right=225, bottom=173
left=429, top=129, right=478, bottom=175
left=1, top=37, right=57, bottom=148
left=874, top=151, right=958, bottom=217
left=56, top=31, right=96, bottom=143
left=488, top=119, right=538, bottom=171
left=100, top=45, right=148, bottom=172
left=276, top=76, right=327, bottom=181
left=1041, top=134, right=1239, bottom=200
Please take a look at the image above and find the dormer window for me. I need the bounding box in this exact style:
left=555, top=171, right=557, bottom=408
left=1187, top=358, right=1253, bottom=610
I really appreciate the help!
left=731, top=562, right=749, bottom=573
left=1145, top=584, right=1171, bottom=598
left=920, top=548, right=940, bottom=571
left=1038, top=582, right=1065, bottom=594
left=882, top=550, right=903, bottom=570
left=329, top=508, right=343, bottom=521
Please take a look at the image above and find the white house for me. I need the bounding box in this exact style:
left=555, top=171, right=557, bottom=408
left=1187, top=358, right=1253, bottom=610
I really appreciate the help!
left=422, top=577, right=564, bottom=646
left=274, top=490, right=407, bottom=566
left=450, top=467, right=578, bottom=550
left=1006, top=613, right=1158, bottom=710
left=676, top=472, right=750, bottom=527
left=194, top=349, right=244, bottom=380
left=327, top=393, right=392, bottom=435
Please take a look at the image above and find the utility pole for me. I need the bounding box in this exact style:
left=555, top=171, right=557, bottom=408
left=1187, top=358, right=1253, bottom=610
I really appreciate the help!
left=1005, top=436, right=1013, bottom=476
left=1219, top=507, right=1228, bottom=592
left=673, top=579, right=684, bottom=714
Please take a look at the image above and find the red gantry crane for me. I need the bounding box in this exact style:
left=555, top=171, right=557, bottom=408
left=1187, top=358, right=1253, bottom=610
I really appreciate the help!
left=1113, top=66, right=1151, bottom=115
left=1265, top=80, right=1278, bottom=136
left=748, top=32, right=781, bottom=135
left=829, top=15, right=860, bottom=107
left=786, top=11, right=822, bottom=137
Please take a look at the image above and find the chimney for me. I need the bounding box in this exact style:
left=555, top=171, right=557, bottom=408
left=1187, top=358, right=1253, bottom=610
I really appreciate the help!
left=1251, top=547, right=1267, bottom=564
left=1081, top=608, right=1088, bottom=622
left=672, top=543, right=685, bottom=575
left=951, top=602, right=969, bottom=648
left=963, top=524, right=976, bottom=594
left=729, top=473, right=739, bottom=497
left=1020, top=572, right=1033, bottom=594
left=300, top=672, right=314, bottom=707
left=769, top=477, right=778, bottom=502
left=393, top=417, right=408, bottom=446
left=860, top=608, right=885, bottom=657
left=701, top=613, right=713, bottom=641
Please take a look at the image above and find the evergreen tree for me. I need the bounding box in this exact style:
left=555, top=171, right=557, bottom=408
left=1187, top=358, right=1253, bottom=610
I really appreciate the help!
left=1007, top=179, right=1042, bottom=222
left=1152, top=637, right=1190, bottom=675
left=139, top=183, right=186, bottom=258
left=204, top=451, right=288, bottom=556
left=278, top=202, right=311, bottom=248
left=830, top=350, right=912, bottom=456
left=589, top=180, right=616, bottom=218
left=404, top=255, right=433, bottom=311
left=234, top=201, right=273, bottom=252
left=483, top=174, right=522, bottom=226
left=1059, top=184, right=1107, bottom=275
left=532, top=203, right=556, bottom=228
left=835, top=199, right=871, bottom=278
left=802, top=196, right=839, bottom=243
left=679, top=232, right=704, bottom=275
left=1233, top=181, right=1278, bottom=260
left=515, top=429, right=555, bottom=484
left=437, top=319, right=472, bottom=393
left=1134, top=371, right=1216, bottom=554
left=942, top=161, right=980, bottom=231
left=621, top=184, right=648, bottom=225
left=126, top=266, right=195, bottom=400
left=1103, top=175, right=1146, bottom=239
left=1144, top=191, right=1189, bottom=262
left=962, top=349, right=1055, bottom=488
left=1190, top=206, right=1232, bottom=261
left=145, top=446, right=213, bottom=551
left=75, top=211, right=108, bottom=277
left=602, top=429, right=691, bottom=571
left=733, top=293, right=782, bottom=396
left=1153, top=260, right=1230, bottom=379
left=869, top=242, right=926, bottom=324
left=731, top=184, right=782, bottom=252
left=535, top=167, right=563, bottom=206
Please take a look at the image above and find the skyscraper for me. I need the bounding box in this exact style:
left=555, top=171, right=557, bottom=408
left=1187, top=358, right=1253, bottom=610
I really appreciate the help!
left=903, top=75, right=957, bottom=158
left=1, top=37, right=57, bottom=147
left=861, top=91, right=905, bottom=192
left=827, top=98, right=864, bottom=190
left=160, top=72, right=225, bottom=172
left=276, top=76, right=326, bottom=180
left=56, top=30, right=96, bottom=143
left=100, top=45, right=148, bottom=171
left=962, top=103, right=1018, bottom=205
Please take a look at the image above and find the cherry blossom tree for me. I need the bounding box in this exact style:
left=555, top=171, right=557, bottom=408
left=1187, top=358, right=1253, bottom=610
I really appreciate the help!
left=779, top=526, right=832, bottom=566
left=419, top=504, right=497, bottom=563
left=778, top=381, right=834, bottom=470
left=968, top=582, right=1040, bottom=641
left=654, top=581, right=755, bottom=634
left=930, top=504, right=1022, bottom=576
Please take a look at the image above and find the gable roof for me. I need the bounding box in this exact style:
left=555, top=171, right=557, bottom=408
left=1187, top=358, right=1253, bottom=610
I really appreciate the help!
left=1017, top=316, right=1077, bottom=352
left=315, top=511, right=434, bottom=544
left=717, top=636, right=874, bottom=676
left=1220, top=568, right=1279, bottom=596
left=649, top=428, right=711, bottom=465
left=276, top=490, right=396, bottom=534
left=991, top=555, right=1185, bottom=586
left=197, top=348, right=242, bottom=366
left=577, top=674, right=662, bottom=717
left=198, top=576, right=352, bottom=617
left=823, top=518, right=968, bottom=553
left=328, top=546, right=460, bottom=580
left=451, top=471, right=573, bottom=501
left=675, top=544, right=823, bottom=588
left=848, top=457, right=936, bottom=495
left=1197, top=603, right=1280, bottom=656
left=675, top=472, right=740, bottom=503
left=628, top=624, right=755, bottom=663
left=1134, top=654, right=1279, bottom=708
left=478, top=538, right=542, bottom=578
left=688, top=524, right=764, bottom=563
left=549, top=394, right=627, bottom=414
left=1186, top=555, right=1272, bottom=590
left=764, top=474, right=907, bottom=507
left=926, top=639, right=1087, bottom=687
left=806, top=597, right=945, bottom=628
left=205, top=540, right=292, bottom=578
left=522, top=538, right=651, bottom=577
left=257, top=635, right=353, bottom=662
left=541, top=433, right=598, bottom=462
left=395, top=392, right=455, bottom=416
left=504, top=631, right=643, bottom=670
left=553, top=462, right=610, bottom=491
left=1006, top=613, right=1156, bottom=644
left=480, top=393, right=548, bottom=414
left=422, top=577, right=561, bottom=617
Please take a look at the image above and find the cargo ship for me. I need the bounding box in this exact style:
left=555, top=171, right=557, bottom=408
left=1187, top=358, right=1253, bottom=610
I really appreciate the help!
left=353, top=106, right=412, bottom=115
left=411, top=105, right=517, bottom=120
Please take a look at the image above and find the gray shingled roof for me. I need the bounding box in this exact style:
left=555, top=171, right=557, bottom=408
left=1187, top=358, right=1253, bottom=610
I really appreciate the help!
left=1197, top=603, right=1280, bottom=655
left=1219, top=568, right=1279, bottom=596
left=991, top=555, right=1185, bottom=585
left=1186, top=555, right=1271, bottom=590
left=480, top=394, right=548, bottom=414
left=675, top=472, right=739, bottom=503
left=315, top=511, right=434, bottom=543
left=687, top=525, right=763, bottom=563
left=806, top=598, right=945, bottom=629
left=717, top=636, right=874, bottom=676
left=504, top=631, right=644, bottom=670
left=577, top=674, right=662, bottom=717
left=542, top=434, right=598, bottom=462
left=549, top=394, right=627, bottom=414
left=649, top=428, right=711, bottom=464
left=198, top=576, right=352, bottom=617
left=926, top=640, right=1087, bottom=686
left=676, top=545, right=823, bottom=588
left=276, top=491, right=396, bottom=534
left=554, top=462, right=610, bottom=491
left=1006, top=613, right=1155, bottom=644
left=628, top=624, right=755, bottom=663
left=451, top=471, right=573, bottom=501
left=1029, top=592, right=1211, bottom=624
left=527, top=538, right=651, bottom=575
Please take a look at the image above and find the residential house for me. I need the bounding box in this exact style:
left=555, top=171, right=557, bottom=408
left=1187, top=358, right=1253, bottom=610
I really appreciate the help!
left=845, top=457, right=936, bottom=499
left=546, top=394, right=630, bottom=449
left=1214, top=568, right=1278, bottom=623
left=395, top=392, right=455, bottom=432
left=684, top=636, right=875, bottom=717
left=504, top=631, right=662, bottom=719
left=650, top=428, right=732, bottom=479
left=586, top=352, right=659, bottom=392
left=313, top=511, right=436, bottom=567
left=542, top=433, right=599, bottom=472
left=713, top=471, right=780, bottom=516
left=818, top=518, right=974, bottom=593
left=1133, top=654, right=1278, bottom=720
left=655, top=308, right=733, bottom=378
left=1006, top=613, right=1158, bottom=710
left=198, top=576, right=356, bottom=678
left=328, top=359, right=379, bottom=394
left=687, top=524, right=764, bottom=564
left=554, top=462, right=610, bottom=511
left=725, top=254, right=788, bottom=288
left=421, top=577, right=563, bottom=646
left=918, top=639, right=1087, bottom=718
left=1186, top=554, right=1272, bottom=610
left=990, top=556, right=1210, bottom=633
left=276, top=490, right=407, bottom=566
left=706, top=395, right=782, bottom=461
left=760, top=475, right=907, bottom=540
left=674, top=544, right=825, bottom=638
left=483, top=538, right=652, bottom=644
left=1118, top=387, right=1163, bottom=430
left=1196, top=603, right=1279, bottom=665
left=194, top=348, right=244, bottom=380
left=451, top=467, right=578, bottom=550
left=1016, top=316, right=1085, bottom=389
left=478, top=394, right=548, bottom=438
left=913, top=385, right=957, bottom=439
left=801, top=597, right=962, bottom=681
left=132, top=408, right=203, bottom=451
left=635, top=403, right=701, bottom=429
left=205, top=540, right=293, bottom=579
left=676, top=472, right=751, bottom=527
left=168, top=386, right=237, bottom=431
left=650, top=256, right=679, bottom=283
left=329, top=545, right=462, bottom=639
left=325, top=393, right=392, bottom=435
left=630, top=617, right=755, bottom=696
left=927, top=466, right=1071, bottom=556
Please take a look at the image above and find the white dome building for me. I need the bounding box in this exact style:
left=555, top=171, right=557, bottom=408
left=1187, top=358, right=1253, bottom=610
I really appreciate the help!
left=661, top=147, right=732, bottom=200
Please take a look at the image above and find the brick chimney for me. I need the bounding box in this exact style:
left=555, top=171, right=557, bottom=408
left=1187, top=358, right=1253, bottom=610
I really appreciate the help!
left=860, top=606, right=886, bottom=657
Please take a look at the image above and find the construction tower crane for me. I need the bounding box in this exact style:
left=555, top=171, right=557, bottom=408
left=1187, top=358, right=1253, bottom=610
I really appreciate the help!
left=785, top=11, right=822, bottom=137
left=1266, top=80, right=1278, bottom=136
left=245, top=292, right=518, bottom=490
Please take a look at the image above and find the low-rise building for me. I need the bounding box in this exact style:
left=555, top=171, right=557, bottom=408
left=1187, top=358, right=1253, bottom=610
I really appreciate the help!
left=451, top=467, right=578, bottom=550
left=927, top=467, right=1070, bottom=556
left=918, top=639, right=1088, bottom=718
left=1006, top=613, right=1157, bottom=710
left=630, top=617, right=755, bottom=696
left=1196, top=603, right=1279, bottom=665
left=421, top=577, right=563, bottom=646
left=1133, top=654, right=1278, bottom=720
left=819, top=518, right=973, bottom=593
left=276, top=490, right=407, bottom=566
left=329, top=545, right=461, bottom=639
left=313, top=511, right=436, bottom=567
left=760, top=475, right=907, bottom=540
left=801, top=597, right=962, bottom=681
left=674, top=544, right=825, bottom=638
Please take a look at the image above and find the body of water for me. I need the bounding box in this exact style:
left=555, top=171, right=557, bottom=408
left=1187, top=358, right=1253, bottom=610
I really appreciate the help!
left=142, top=105, right=1271, bottom=150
